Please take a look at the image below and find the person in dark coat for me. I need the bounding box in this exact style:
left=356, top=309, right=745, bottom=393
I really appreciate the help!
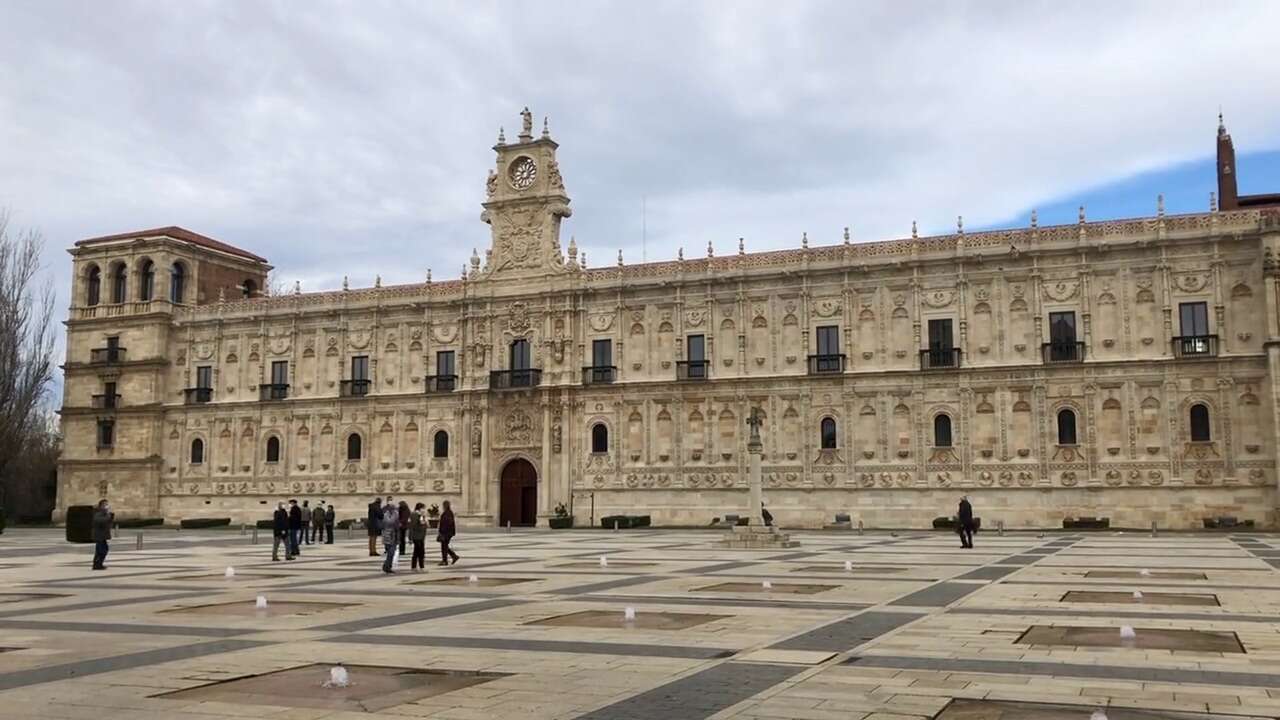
left=287, top=499, right=303, bottom=557
left=310, top=502, right=325, bottom=544
left=437, top=500, right=459, bottom=566
left=409, top=503, right=428, bottom=571
left=381, top=500, right=399, bottom=573
left=91, top=499, right=113, bottom=570
left=366, top=496, right=382, bottom=556
left=272, top=501, right=291, bottom=561
left=300, top=500, right=312, bottom=544
left=324, top=502, right=336, bottom=544
left=957, top=495, right=975, bottom=549
left=397, top=500, right=410, bottom=556
left=761, top=503, right=773, bottom=527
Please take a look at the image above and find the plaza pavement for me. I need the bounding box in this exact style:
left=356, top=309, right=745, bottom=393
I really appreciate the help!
left=1, top=526, right=1280, bottom=719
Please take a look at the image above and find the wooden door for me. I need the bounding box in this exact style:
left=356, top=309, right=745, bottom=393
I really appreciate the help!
left=499, top=459, right=538, bottom=527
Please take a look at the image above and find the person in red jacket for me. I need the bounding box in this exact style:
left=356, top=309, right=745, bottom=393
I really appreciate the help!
left=437, top=500, right=459, bottom=566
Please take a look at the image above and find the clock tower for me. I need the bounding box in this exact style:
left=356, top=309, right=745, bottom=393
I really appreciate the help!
left=478, top=107, right=573, bottom=278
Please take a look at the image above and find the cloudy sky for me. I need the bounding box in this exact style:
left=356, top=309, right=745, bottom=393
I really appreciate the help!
left=2, top=0, right=1279, bottom=376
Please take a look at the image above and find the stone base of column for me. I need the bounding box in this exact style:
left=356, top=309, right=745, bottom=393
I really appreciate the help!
left=721, top=524, right=800, bottom=549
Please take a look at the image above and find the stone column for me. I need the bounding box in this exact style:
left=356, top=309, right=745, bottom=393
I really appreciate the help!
left=747, top=408, right=764, bottom=526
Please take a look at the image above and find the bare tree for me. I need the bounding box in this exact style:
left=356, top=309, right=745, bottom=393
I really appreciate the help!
left=263, top=269, right=288, bottom=297
left=0, top=210, right=56, bottom=510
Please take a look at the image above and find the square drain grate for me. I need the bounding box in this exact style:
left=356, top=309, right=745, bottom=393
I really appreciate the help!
left=411, top=576, right=534, bottom=587
left=155, top=663, right=507, bottom=712
left=161, top=600, right=354, bottom=617
left=1016, top=625, right=1244, bottom=653
left=1061, top=590, right=1219, bottom=606
left=936, top=698, right=1255, bottom=719
left=1084, top=570, right=1208, bottom=581
left=528, top=609, right=730, bottom=630
left=696, top=581, right=836, bottom=595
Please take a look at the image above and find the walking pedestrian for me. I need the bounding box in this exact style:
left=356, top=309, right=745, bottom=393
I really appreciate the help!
left=301, top=500, right=312, bottom=545
left=957, top=495, right=975, bottom=549
left=272, top=501, right=291, bottom=561
left=409, top=503, right=428, bottom=571
left=288, top=499, right=303, bottom=558
left=397, top=500, right=410, bottom=556
left=437, top=499, right=459, bottom=566
left=324, top=502, right=336, bottom=544
left=91, top=499, right=113, bottom=570
left=380, top=499, right=399, bottom=574
left=311, top=501, right=325, bottom=544
left=367, top=496, right=382, bottom=556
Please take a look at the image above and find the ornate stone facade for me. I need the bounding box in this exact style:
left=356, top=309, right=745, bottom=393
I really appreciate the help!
left=57, top=112, right=1280, bottom=528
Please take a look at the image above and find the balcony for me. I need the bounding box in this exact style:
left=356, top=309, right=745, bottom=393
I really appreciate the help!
left=340, top=379, right=371, bottom=398
left=920, top=348, right=962, bottom=370
left=490, top=369, right=542, bottom=390
left=183, top=387, right=212, bottom=404
left=1042, top=341, right=1086, bottom=364
left=582, top=366, right=617, bottom=385
left=807, top=354, right=846, bottom=375
left=676, top=360, right=709, bottom=381
left=1172, top=335, right=1219, bottom=359
left=425, top=375, right=457, bottom=393
left=89, top=347, right=127, bottom=364
left=259, top=383, right=290, bottom=401
left=91, top=393, right=120, bottom=409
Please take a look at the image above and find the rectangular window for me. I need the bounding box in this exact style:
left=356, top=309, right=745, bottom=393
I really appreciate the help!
left=271, top=361, right=288, bottom=386
left=928, top=319, right=954, bottom=350
left=97, top=420, right=114, bottom=448
left=351, top=356, right=369, bottom=381
left=1179, top=302, right=1209, bottom=336
left=196, top=366, right=212, bottom=389
left=1049, top=312, right=1077, bottom=344
left=510, top=339, right=531, bottom=370
left=436, top=350, right=455, bottom=377
left=687, top=334, right=705, bottom=362
left=816, top=326, right=839, bottom=356
left=106, top=335, right=120, bottom=350
left=592, top=339, right=612, bottom=367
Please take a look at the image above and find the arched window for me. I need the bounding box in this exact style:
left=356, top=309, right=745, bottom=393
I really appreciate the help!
left=1057, top=408, right=1078, bottom=445
left=111, top=263, right=127, bottom=304
left=265, top=436, right=281, bottom=463
left=1190, top=403, right=1212, bottom=442
left=591, top=423, right=609, bottom=454
left=433, top=430, right=449, bottom=458
left=933, top=414, right=953, bottom=448
left=820, top=417, right=838, bottom=450
left=243, top=278, right=257, bottom=298
left=86, top=265, right=101, bottom=306
left=139, top=260, right=155, bottom=301
left=190, top=438, right=204, bottom=464
left=346, top=433, right=362, bottom=460
left=170, top=262, right=186, bottom=304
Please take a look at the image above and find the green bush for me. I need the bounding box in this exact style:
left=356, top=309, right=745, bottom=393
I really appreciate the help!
left=116, top=517, right=164, bottom=529
left=179, top=517, right=231, bottom=529
left=549, top=516, right=573, bottom=529
left=601, top=515, right=630, bottom=529
left=336, top=518, right=359, bottom=529
left=66, top=505, right=95, bottom=543
left=628, top=515, right=651, bottom=527
left=255, top=519, right=275, bottom=529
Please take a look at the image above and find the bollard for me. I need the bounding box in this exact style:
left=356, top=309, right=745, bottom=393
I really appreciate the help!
left=347, top=524, right=353, bottom=540
left=135, top=533, right=143, bottom=550
left=506, top=520, right=511, bottom=534
left=240, top=523, right=247, bottom=536
left=251, top=527, right=258, bottom=544
left=857, top=519, right=864, bottom=535
left=998, top=519, right=1005, bottom=536
left=1151, top=520, right=1157, bottom=537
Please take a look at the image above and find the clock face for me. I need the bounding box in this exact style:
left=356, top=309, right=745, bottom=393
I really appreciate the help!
left=508, top=156, right=537, bottom=190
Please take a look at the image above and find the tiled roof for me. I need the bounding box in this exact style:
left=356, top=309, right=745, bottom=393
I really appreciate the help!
left=75, top=226, right=268, bottom=264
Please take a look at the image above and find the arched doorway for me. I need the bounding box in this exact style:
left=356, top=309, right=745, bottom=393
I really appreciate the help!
left=499, top=458, right=538, bottom=527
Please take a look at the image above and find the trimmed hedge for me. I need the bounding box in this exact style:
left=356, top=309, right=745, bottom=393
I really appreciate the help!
left=601, top=515, right=651, bottom=529
left=336, top=518, right=360, bottom=529
left=255, top=519, right=275, bottom=530
left=932, top=516, right=981, bottom=531
left=179, top=517, right=231, bottom=529
left=116, top=517, right=164, bottom=529
left=66, top=505, right=95, bottom=543
left=1063, top=516, right=1109, bottom=530
left=549, top=516, right=573, bottom=529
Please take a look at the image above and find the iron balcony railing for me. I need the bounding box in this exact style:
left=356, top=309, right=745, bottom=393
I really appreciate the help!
left=490, top=369, right=542, bottom=389
left=1172, top=335, right=1219, bottom=358
left=89, top=347, right=127, bottom=364
left=676, top=360, right=709, bottom=381
left=807, top=354, right=847, bottom=374
left=259, top=383, right=289, bottom=401
left=1042, top=341, right=1086, bottom=363
left=91, top=393, right=120, bottom=409
left=425, top=375, right=457, bottom=393
left=183, top=387, right=212, bottom=404
left=920, top=347, right=962, bottom=369
left=582, top=366, right=617, bottom=384
left=340, top=379, right=371, bottom=397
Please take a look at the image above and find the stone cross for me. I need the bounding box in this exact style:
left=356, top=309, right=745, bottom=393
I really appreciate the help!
left=746, top=407, right=764, bottom=448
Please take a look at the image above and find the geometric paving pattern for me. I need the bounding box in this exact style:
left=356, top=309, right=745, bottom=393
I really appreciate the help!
left=2, top=527, right=1280, bottom=718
